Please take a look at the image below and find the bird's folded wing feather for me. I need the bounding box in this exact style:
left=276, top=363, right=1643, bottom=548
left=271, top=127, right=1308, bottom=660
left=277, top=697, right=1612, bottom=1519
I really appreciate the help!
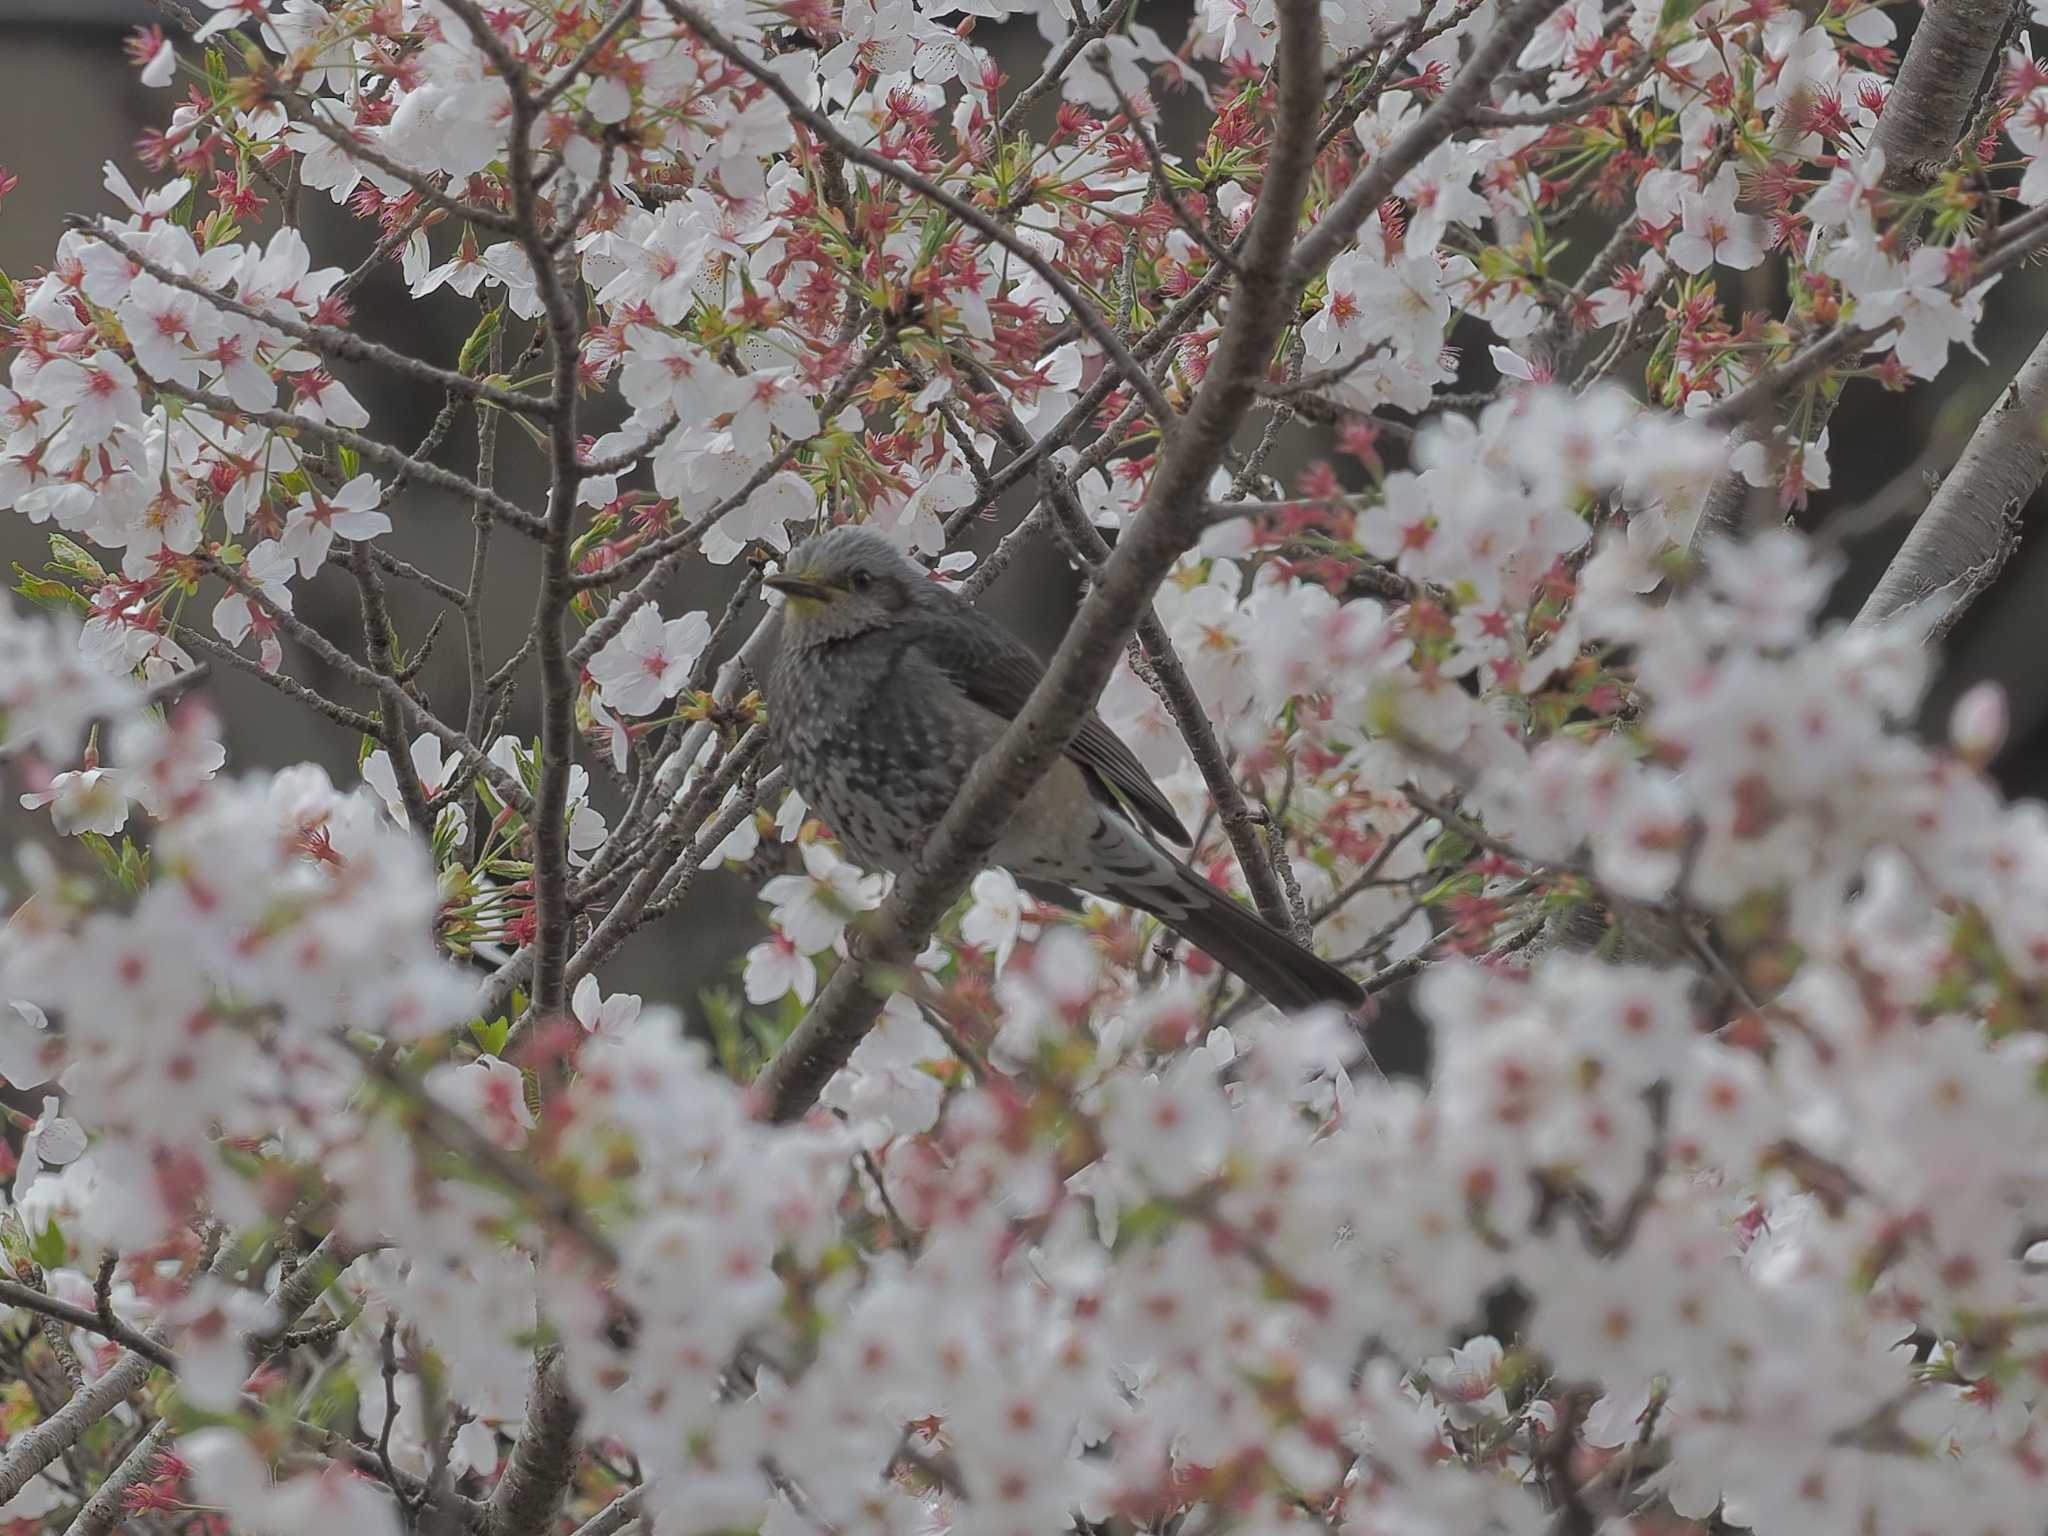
left=928, top=610, right=1192, bottom=847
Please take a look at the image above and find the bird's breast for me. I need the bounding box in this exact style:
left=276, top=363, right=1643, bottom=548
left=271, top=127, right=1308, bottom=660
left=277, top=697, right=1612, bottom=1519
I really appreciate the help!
left=767, top=637, right=985, bottom=873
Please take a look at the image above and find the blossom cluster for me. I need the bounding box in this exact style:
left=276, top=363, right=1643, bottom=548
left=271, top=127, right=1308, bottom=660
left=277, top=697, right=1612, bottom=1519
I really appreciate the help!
left=3, top=0, right=2048, bottom=1534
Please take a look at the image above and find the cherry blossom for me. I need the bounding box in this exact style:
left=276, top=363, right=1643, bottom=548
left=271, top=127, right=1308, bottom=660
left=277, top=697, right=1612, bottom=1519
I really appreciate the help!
left=33, top=350, right=145, bottom=460
left=1845, top=245, right=1995, bottom=380
left=586, top=602, right=712, bottom=716
left=0, top=1000, right=59, bottom=1090
left=19, top=766, right=130, bottom=836
left=570, top=976, right=643, bottom=1039
left=1669, top=165, right=1765, bottom=274
left=959, top=867, right=1025, bottom=971
left=131, top=26, right=177, bottom=87
left=364, top=732, right=470, bottom=843
left=14, top=1095, right=87, bottom=1198
left=212, top=539, right=296, bottom=671
left=281, top=473, right=392, bottom=576
left=745, top=933, right=817, bottom=1005
left=2, top=4, right=2047, bottom=1534
left=761, top=841, right=890, bottom=955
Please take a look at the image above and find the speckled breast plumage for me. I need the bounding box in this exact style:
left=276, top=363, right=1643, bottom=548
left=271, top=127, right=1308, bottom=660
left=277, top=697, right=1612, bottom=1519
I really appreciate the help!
left=767, top=627, right=993, bottom=875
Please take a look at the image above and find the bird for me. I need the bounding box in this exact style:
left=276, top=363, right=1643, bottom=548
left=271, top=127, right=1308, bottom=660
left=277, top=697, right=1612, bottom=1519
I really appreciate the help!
left=760, top=524, right=1364, bottom=1013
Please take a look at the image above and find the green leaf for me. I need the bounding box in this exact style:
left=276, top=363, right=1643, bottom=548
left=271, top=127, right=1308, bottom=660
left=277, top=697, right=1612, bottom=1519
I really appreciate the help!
left=458, top=302, right=506, bottom=376
left=77, top=836, right=151, bottom=893
left=199, top=210, right=242, bottom=251
left=115, top=837, right=150, bottom=893
left=1657, top=0, right=1707, bottom=31
left=1424, top=828, right=1474, bottom=868
left=29, top=1216, right=65, bottom=1270
left=471, top=1015, right=512, bottom=1056
left=1110, top=1199, right=1180, bottom=1251
left=11, top=566, right=88, bottom=616
left=78, top=832, right=129, bottom=889
left=302, top=1365, right=361, bottom=1431
left=700, top=986, right=757, bottom=1080
left=1419, top=869, right=1487, bottom=907
left=506, top=410, right=552, bottom=453
left=46, top=534, right=106, bottom=583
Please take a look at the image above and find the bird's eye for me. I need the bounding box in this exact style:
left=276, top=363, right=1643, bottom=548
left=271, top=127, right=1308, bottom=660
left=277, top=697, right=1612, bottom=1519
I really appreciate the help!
left=850, top=571, right=873, bottom=591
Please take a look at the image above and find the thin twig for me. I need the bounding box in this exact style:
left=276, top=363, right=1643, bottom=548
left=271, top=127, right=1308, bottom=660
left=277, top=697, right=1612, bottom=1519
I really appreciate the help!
left=71, top=219, right=551, bottom=417
left=998, top=0, right=1138, bottom=134
left=153, top=378, right=547, bottom=537
left=0, top=1278, right=178, bottom=1372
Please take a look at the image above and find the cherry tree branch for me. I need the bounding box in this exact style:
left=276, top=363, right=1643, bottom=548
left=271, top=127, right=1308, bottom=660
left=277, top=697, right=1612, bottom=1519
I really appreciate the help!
left=350, top=540, right=438, bottom=838
left=644, top=764, right=784, bottom=914
left=1855, top=327, right=2048, bottom=635
left=69, top=220, right=553, bottom=417
left=465, top=331, right=505, bottom=776
left=61, top=1420, right=171, bottom=1536
left=152, top=378, right=547, bottom=537
left=0, top=1340, right=167, bottom=1510
left=578, top=413, right=678, bottom=479
left=1469, top=53, right=1657, bottom=128
left=0, top=1278, right=177, bottom=1370
left=1964, top=200, right=2048, bottom=284
left=752, top=0, right=1329, bottom=1122
left=1868, top=0, right=2015, bottom=197
left=573, top=725, right=768, bottom=907
left=422, top=15, right=593, bottom=1530
left=483, top=1348, right=582, bottom=1536
left=567, top=1487, right=646, bottom=1536
left=1699, top=322, right=1886, bottom=430
left=0, top=1232, right=363, bottom=1509
left=536, top=0, right=647, bottom=110
left=427, top=0, right=587, bottom=1022
left=173, top=623, right=380, bottom=733
left=568, top=748, right=776, bottom=987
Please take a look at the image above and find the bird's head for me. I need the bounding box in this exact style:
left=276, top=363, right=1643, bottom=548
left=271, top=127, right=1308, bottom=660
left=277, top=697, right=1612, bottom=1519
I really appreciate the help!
left=765, top=524, right=930, bottom=644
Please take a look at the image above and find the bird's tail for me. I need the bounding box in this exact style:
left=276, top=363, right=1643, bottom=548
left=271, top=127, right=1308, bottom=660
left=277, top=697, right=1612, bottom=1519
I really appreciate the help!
left=1052, top=798, right=1364, bottom=1013
left=1077, top=827, right=1360, bottom=1013
left=1143, top=860, right=1365, bottom=1013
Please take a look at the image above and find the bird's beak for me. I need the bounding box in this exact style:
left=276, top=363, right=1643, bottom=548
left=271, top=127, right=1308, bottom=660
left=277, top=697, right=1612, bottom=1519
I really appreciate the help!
left=764, top=571, right=836, bottom=604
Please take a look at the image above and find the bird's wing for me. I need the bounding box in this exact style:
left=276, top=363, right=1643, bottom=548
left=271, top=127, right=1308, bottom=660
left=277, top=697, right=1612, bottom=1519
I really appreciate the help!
left=927, top=606, right=1192, bottom=847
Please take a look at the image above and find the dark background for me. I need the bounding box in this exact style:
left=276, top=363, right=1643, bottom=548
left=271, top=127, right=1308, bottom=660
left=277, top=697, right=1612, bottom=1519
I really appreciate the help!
left=4, top=2, right=2044, bottom=1018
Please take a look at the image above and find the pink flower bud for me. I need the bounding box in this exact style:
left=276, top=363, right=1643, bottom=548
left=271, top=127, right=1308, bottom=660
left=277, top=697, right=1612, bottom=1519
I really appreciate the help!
left=1950, top=680, right=2008, bottom=765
